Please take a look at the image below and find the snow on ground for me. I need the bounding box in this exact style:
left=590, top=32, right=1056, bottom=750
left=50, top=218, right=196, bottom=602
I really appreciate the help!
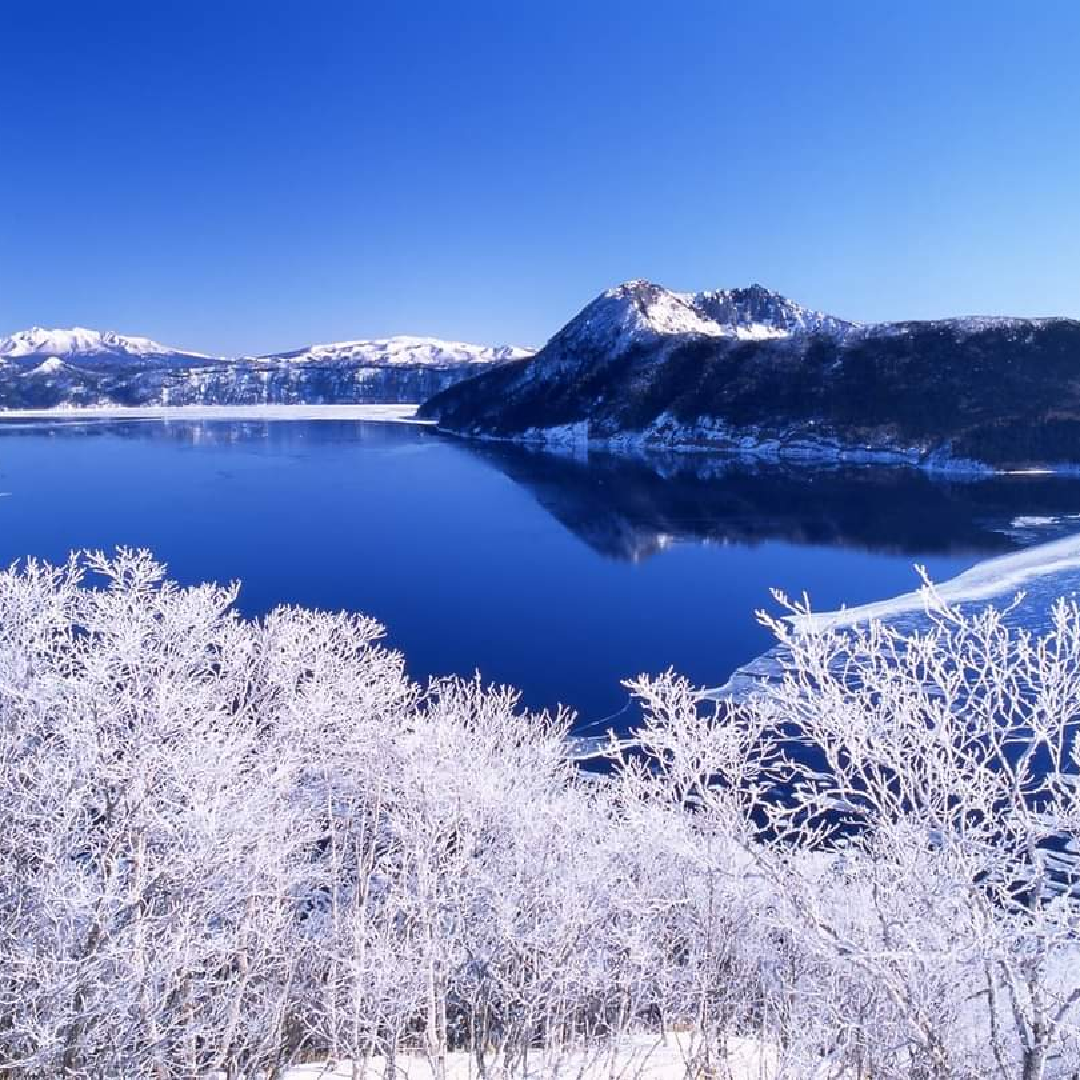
left=25, top=357, right=68, bottom=376
left=284, top=1033, right=774, bottom=1080
left=0, top=404, right=430, bottom=424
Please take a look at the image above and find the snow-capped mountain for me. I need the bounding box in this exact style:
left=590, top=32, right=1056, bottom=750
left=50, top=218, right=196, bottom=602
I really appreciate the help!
left=515, top=280, right=857, bottom=388
left=0, top=327, right=210, bottom=367
left=420, top=281, right=1080, bottom=472
left=0, top=326, right=531, bottom=409
left=256, top=335, right=531, bottom=367
left=550, top=280, right=853, bottom=360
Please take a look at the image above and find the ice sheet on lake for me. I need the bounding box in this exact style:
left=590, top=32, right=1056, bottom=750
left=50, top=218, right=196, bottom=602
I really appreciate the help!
left=0, top=404, right=429, bottom=424
left=707, top=528, right=1080, bottom=703
left=797, top=530, right=1080, bottom=632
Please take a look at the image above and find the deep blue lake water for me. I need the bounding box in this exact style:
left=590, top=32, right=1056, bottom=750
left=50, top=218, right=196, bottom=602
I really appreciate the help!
left=4, top=416, right=1080, bottom=730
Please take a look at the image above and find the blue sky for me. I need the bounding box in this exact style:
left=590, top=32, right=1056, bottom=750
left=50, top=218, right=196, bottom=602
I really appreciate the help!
left=3, top=0, right=1079, bottom=355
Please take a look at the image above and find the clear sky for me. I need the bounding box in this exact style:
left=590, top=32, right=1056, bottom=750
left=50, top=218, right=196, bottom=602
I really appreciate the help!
left=3, top=0, right=1080, bottom=355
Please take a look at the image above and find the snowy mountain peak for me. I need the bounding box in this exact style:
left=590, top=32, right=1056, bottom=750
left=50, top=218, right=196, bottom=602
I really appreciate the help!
left=691, top=285, right=855, bottom=339
left=0, top=326, right=210, bottom=365
left=559, top=281, right=853, bottom=357
left=256, top=335, right=533, bottom=368
left=589, top=280, right=729, bottom=341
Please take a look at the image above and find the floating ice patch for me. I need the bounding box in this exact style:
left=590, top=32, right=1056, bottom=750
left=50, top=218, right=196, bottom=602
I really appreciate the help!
left=1012, top=515, right=1064, bottom=528
left=997, top=513, right=1080, bottom=543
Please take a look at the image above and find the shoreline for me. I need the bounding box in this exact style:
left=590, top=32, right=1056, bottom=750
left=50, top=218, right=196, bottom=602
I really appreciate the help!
left=0, top=403, right=429, bottom=424
left=434, top=423, right=1080, bottom=478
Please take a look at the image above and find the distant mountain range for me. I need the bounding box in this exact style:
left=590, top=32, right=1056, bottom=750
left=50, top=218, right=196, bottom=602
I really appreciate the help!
left=0, top=327, right=212, bottom=368
left=419, top=281, right=1080, bottom=471
left=0, top=328, right=532, bottom=408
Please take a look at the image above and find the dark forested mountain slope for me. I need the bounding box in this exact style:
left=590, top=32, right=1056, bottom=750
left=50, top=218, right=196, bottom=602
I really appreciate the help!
left=420, top=281, right=1080, bottom=471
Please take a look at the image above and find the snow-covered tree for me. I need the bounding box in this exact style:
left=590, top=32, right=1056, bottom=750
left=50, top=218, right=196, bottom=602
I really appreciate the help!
left=624, top=584, right=1080, bottom=1079
left=3, top=549, right=1080, bottom=1079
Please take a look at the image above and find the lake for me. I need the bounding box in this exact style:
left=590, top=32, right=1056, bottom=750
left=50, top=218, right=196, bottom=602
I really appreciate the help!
left=4, top=415, right=1080, bottom=731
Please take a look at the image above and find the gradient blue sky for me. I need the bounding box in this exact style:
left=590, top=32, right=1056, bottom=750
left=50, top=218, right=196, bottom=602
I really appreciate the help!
left=3, top=0, right=1079, bottom=355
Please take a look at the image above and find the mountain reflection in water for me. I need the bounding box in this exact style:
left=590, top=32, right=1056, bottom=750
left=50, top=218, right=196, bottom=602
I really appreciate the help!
left=461, top=439, right=1080, bottom=562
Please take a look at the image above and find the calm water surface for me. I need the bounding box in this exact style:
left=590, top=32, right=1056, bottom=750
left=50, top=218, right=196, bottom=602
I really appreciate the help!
left=3, top=417, right=1079, bottom=730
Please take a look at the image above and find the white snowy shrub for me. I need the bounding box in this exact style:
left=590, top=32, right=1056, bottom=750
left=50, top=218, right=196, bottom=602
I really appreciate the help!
left=0, top=551, right=655, bottom=1078
left=623, top=586, right=1080, bottom=1080
left=2, top=550, right=1079, bottom=1080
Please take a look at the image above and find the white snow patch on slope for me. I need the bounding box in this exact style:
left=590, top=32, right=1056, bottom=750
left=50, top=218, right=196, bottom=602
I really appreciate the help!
left=612, top=283, right=730, bottom=338
left=25, top=357, right=68, bottom=376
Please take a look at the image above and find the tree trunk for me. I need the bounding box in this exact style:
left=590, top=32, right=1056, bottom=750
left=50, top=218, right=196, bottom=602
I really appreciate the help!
left=1022, top=1045, right=1046, bottom=1080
